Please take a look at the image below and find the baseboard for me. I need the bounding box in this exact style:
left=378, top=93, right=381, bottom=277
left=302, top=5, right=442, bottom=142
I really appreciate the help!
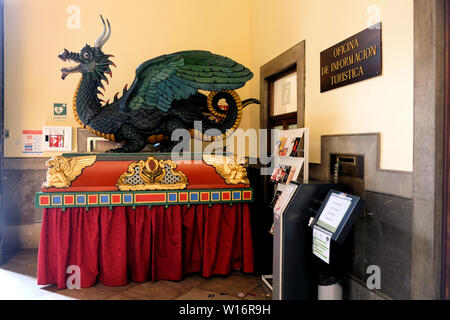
left=2, top=223, right=42, bottom=250
left=343, top=275, right=391, bottom=300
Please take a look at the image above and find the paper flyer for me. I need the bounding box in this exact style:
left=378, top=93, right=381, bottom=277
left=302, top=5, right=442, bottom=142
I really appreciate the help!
left=313, top=226, right=332, bottom=264
left=22, top=130, right=43, bottom=155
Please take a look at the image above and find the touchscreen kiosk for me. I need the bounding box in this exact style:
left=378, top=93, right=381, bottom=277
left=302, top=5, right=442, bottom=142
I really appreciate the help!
left=271, top=181, right=339, bottom=300
left=312, top=189, right=363, bottom=244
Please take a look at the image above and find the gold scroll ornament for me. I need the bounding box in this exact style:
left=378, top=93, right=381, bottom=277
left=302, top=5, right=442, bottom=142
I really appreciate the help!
left=202, top=154, right=250, bottom=185
left=42, top=155, right=97, bottom=188
left=116, top=156, right=188, bottom=191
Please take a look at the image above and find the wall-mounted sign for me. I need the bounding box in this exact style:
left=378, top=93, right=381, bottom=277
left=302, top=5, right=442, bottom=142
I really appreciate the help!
left=42, top=126, right=72, bottom=152
left=22, top=130, right=43, bottom=155
left=320, top=22, right=382, bottom=92
left=53, top=103, right=67, bottom=120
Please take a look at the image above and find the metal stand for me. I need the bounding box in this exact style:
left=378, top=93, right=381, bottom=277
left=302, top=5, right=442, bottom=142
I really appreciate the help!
left=261, top=274, right=273, bottom=291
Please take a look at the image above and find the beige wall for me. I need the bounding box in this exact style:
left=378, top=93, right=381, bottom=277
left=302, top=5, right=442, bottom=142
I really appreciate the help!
left=4, top=0, right=252, bottom=157
left=4, top=0, right=414, bottom=172
left=247, top=0, right=414, bottom=171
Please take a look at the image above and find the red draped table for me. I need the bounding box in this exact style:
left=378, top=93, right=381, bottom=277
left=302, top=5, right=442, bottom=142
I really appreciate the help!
left=37, top=203, right=254, bottom=289
left=36, top=153, right=255, bottom=289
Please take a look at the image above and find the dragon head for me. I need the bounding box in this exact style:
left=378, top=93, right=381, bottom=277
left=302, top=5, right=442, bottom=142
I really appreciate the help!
left=58, top=15, right=115, bottom=81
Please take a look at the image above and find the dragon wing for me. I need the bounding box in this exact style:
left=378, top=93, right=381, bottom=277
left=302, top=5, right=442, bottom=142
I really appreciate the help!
left=119, top=50, right=253, bottom=113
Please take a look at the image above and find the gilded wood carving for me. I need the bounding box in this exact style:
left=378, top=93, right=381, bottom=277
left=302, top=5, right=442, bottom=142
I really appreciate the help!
left=202, top=155, right=249, bottom=185
left=116, top=156, right=188, bottom=191
left=42, top=155, right=97, bottom=188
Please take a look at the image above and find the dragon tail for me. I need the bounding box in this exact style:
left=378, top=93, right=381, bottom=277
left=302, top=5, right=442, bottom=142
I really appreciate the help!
left=192, top=90, right=260, bottom=142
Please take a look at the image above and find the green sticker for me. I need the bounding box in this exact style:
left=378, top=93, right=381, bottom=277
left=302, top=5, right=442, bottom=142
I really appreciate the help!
left=53, top=103, right=67, bottom=120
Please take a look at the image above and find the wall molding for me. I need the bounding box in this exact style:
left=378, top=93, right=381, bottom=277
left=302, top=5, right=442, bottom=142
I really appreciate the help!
left=2, top=223, right=42, bottom=250
left=411, top=0, right=445, bottom=300
left=4, top=157, right=48, bottom=170
left=309, top=133, right=413, bottom=199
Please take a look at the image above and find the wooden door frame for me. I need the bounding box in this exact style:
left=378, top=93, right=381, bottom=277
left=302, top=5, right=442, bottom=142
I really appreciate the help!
left=260, top=41, right=306, bottom=155
left=260, top=41, right=306, bottom=129
left=255, top=41, right=306, bottom=240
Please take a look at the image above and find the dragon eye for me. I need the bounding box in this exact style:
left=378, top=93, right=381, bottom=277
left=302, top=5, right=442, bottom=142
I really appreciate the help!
left=83, top=52, right=90, bottom=59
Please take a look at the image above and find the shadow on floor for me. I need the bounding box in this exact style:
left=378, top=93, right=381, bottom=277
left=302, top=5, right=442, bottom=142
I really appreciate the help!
left=0, top=249, right=272, bottom=300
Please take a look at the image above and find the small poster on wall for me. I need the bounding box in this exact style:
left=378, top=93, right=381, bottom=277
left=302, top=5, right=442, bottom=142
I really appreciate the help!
left=22, top=130, right=43, bottom=155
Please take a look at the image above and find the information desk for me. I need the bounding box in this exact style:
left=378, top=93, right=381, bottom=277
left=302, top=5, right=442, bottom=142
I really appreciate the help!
left=35, top=153, right=254, bottom=289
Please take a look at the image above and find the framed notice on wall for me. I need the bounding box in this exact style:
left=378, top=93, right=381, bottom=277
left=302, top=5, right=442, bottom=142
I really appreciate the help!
left=42, top=126, right=72, bottom=152
left=272, top=72, right=297, bottom=116
left=320, top=22, right=382, bottom=92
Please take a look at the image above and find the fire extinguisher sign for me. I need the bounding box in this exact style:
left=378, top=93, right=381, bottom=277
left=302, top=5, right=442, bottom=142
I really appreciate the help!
left=42, top=126, right=72, bottom=151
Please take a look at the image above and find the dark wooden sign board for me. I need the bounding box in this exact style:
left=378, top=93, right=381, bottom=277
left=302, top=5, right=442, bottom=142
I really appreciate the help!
left=320, top=22, right=382, bottom=93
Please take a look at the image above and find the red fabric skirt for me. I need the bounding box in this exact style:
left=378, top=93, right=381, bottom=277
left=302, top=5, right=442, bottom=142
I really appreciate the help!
left=37, top=203, right=254, bottom=289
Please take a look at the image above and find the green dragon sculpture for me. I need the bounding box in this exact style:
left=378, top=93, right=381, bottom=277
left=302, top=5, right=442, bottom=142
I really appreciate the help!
left=59, top=15, right=259, bottom=152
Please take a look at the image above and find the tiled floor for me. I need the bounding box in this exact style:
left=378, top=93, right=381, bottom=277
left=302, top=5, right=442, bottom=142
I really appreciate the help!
left=0, top=249, right=272, bottom=300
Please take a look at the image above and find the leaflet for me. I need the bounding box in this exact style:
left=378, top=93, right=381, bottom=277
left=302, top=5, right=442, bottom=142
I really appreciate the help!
left=313, top=226, right=332, bottom=264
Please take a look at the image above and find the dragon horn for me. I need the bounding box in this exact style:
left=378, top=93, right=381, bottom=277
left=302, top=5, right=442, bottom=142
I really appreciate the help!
left=94, top=15, right=111, bottom=49
left=102, top=18, right=112, bottom=46
left=94, top=15, right=107, bottom=48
